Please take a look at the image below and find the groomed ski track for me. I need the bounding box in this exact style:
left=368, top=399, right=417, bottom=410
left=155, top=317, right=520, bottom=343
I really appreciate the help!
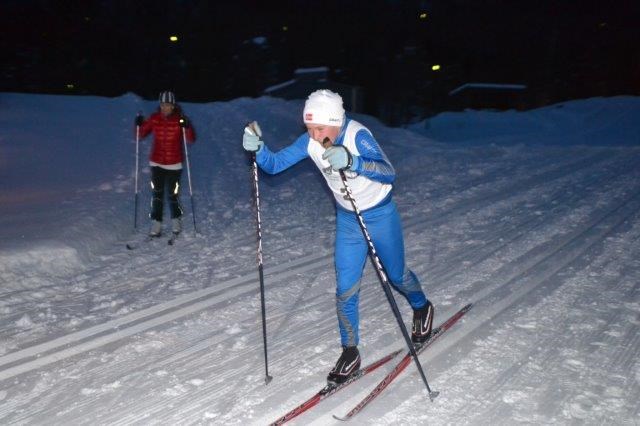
left=2, top=128, right=640, bottom=423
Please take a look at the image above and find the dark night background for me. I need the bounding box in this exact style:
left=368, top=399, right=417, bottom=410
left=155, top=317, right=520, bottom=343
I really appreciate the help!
left=2, top=0, right=639, bottom=125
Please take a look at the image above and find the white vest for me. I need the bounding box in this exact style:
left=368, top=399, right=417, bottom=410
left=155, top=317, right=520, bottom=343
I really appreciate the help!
left=307, top=120, right=392, bottom=211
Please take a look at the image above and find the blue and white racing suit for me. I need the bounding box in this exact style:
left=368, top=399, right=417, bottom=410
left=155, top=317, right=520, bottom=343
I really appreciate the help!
left=255, top=118, right=428, bottom=347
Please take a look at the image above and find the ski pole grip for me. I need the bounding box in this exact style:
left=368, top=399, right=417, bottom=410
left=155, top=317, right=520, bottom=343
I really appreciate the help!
left=245, top=121, right=261, bottom=137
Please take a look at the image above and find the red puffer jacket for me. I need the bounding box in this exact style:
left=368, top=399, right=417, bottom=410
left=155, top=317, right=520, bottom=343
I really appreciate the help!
left=138, top=111, right=196, bottom=165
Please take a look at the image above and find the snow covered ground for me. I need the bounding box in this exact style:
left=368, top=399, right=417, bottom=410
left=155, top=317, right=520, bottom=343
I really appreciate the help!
left=1, top=92, right=639, bottom=425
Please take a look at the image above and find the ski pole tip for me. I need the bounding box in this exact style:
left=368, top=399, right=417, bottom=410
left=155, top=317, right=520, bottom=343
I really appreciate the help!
left=429, top=390, right=440, bottom=402
left=265, top=375, right=273, bottom=385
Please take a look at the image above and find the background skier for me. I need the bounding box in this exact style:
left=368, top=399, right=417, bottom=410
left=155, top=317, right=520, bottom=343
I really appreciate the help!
left=242, top=89, right=433, bottom=385
left=136, top=91, right=196, bottom=237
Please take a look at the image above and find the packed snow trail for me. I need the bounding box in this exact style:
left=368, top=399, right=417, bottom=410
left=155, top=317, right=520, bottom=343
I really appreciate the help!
left=0, top=94, right=639, bottom=424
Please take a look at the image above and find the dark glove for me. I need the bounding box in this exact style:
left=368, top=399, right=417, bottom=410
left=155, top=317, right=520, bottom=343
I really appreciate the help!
left=135, top=114, right=144, bottom=126
left=179, top=117, right=190, bottom=128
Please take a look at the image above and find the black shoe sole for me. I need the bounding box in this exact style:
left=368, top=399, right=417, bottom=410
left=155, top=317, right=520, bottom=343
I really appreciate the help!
left=327, top=371, right=359, bottom=386
left=411, top=332, right=432, bottom=346
left=327, top=364, right=361, bottom=385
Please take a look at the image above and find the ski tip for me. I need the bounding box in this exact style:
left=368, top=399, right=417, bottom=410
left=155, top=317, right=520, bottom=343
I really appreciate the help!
left=429, top=390, right=440, bottom=402
left=332, top=414, right=349, bottom=422
left=460, top=303, right=473, bottom=315
left=265, top=375, right=273, bottom=385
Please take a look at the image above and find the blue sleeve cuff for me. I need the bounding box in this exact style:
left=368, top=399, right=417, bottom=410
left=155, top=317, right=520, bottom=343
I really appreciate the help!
left=350, top=154, right=361, bottom=172
left=254, top=143, right=267, bottom=162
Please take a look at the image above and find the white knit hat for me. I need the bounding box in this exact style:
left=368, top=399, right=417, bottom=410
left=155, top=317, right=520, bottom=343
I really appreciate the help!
left=303, top=89, right=345, bottom=127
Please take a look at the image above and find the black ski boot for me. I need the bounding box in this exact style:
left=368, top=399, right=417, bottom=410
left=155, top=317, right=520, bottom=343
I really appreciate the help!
left=412, top=300, right=434, bottom=345
left=327, top=346, right=361, bottom=385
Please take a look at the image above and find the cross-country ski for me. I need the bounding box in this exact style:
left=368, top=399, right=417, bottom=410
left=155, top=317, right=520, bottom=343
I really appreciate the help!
left=333, top=303, right=473, bottom=421
left=167, top=232, right=180, bottom=246
left=125, top=235, right=158, bottom=250
left=268, top=348, right=403, bottom=425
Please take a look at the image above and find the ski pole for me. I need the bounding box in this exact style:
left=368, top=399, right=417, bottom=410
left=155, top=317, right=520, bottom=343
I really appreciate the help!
left=245, top=123, right=273, bottom=385
left=134, top=113, right=141, bottom=230
left=334, top=146, right=437, bottom=401
left=180, top=122, right=197, bottom=234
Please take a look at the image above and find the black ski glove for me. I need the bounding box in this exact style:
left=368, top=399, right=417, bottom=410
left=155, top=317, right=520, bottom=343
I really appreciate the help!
left=135, top=114, right=144, bottom=126
left=179, top=117, right=190, bottom=128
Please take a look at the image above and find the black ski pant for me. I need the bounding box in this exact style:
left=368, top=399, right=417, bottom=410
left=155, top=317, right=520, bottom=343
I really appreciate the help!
left=150, top=166, right=183, bottom=222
